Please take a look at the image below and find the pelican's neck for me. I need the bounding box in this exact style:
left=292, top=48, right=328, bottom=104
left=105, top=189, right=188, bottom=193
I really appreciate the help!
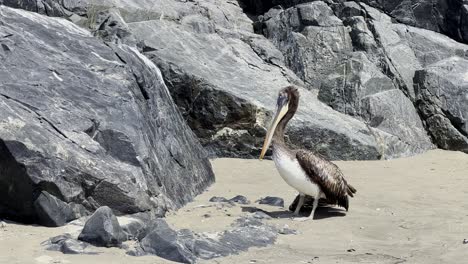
left=272, top=96, right=298, bottom=147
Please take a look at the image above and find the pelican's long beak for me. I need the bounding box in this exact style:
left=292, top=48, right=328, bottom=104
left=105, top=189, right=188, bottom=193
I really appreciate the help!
left=259, top=97, right=289, bottom=160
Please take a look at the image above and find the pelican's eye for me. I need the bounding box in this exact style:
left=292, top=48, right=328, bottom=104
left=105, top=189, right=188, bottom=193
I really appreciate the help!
left=277, top=93, right=288, bottom=108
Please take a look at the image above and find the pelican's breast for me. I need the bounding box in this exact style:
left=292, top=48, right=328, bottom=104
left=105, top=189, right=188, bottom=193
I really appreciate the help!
left=273, top=148, right=323, bottom=197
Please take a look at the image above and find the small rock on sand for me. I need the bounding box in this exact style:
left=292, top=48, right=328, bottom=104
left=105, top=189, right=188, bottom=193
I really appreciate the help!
left=256, top=196, right=285, bottom=207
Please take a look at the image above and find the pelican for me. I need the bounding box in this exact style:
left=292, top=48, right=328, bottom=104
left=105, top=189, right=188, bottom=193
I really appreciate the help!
left=259, top=86, right=356, bottom=220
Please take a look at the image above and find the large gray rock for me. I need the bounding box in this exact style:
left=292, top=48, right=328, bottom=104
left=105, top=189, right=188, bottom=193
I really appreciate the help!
left=122, top=0, right=433, bottom=160
left=262, top=1, right=352, bottom=89
left=260, top=1, right=435, bottom=157
left=359, top=89, right=434, bottom=157
left=414, top=57, right=468, bottom=152
left=0, top=6, right=214, bottom=225
left=34, top=191, right=87, bottom=227
left=78, top=206, right=126, bottom=247
left=360, top=3, right=468, bottom=100
left=357, top=0, right=468, bottom=44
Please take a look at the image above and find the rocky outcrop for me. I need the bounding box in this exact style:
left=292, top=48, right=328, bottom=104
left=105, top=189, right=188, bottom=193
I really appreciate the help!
left=120, top=0, right=437, bottom=160
left=2, top=1, right=468, bottom=161
left=0, top=6, right=214, bottom=226
left=414, top=57, right=468, bottom=152
left=259, top=1, right=436, bottom=158
left=239, top=0, right=468, bottom=44
left=357, top=0, right=468, bottom=44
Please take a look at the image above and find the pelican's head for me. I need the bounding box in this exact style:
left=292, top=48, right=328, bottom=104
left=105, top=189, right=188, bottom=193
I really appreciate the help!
left=259, top=86, right=299, bottom=160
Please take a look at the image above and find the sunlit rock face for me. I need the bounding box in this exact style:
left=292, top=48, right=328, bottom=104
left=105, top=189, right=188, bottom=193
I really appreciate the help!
left=0, top=5, right=214, bottom=226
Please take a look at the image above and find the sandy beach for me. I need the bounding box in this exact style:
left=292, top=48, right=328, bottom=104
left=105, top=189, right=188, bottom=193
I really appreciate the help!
left=1, top=149, right=468, bottom=264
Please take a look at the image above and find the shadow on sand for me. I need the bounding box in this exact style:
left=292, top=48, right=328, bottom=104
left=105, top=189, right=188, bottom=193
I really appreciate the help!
left=241, top=205, right=346, bottom=220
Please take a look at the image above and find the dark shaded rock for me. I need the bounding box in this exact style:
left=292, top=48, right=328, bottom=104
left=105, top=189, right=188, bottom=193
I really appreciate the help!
left=357, top=0, right=468, bottom=44
left=134, top=215, right=278, bottom=263
left=137, top=219, right=196, bottom=263
left=229, top=195, right=250, bottom=205
left=256, top=196, right=285, bottom=207
left=209, top=196, right=230, bottom=203
left=414, top=57, right=468, bottom=152
left=0, top=6, right=214, bottom=225
left=34, top=191, right=87, bottom=227
left=0, top=0, right=72, bottom=17
left=218, top=216, right=277, bottom=252
left=43, top=234, right=98, bottom=255
left=78, top=206, right=126, bottom=247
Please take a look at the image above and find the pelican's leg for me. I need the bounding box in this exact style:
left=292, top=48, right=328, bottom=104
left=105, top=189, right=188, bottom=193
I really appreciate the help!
left=307, top=191, right=322, bottom=220
left=293, top=193, right=305, bottom=216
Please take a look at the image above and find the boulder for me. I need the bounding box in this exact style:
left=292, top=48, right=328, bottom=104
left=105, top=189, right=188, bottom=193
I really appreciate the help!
left=261, top=1, right=352, bottom=89
left=360, top=89, right=433, bottom=158
left=34, top=191, right=87, bottom=227
left=136, top=219, right=196, bottom=263
left=357, top=0, right=468, bottom=44
left=78, top=206, right=126, bottom=247
left=414, top=57, right=468, bottom=152
left=0, top=6, right=214, bottom=226
left=356, top=3, right=468, bottom=100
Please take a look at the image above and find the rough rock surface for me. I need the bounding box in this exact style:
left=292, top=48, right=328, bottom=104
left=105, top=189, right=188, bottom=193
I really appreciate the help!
left=259, top=1, right=439, bottom=157
left=34, top=191, right=86, bottom=227
left=131, top=216, right=278, bottom=263
left=126, top=4, right=404, bottom=160
left=43, top=234, right=99, bottom=255
left=357, top=0, right=468, bottom=44
left=414, top=57, right=468, bottom=152
left=78, top=206, right=126, bottom=247
left=3, top=0, right=468, bottom=160
left=0, top=6, right=214, bottom=225
left=256, top=196, right=285, bottom=207
left=26, top=0, right=429, bottom=160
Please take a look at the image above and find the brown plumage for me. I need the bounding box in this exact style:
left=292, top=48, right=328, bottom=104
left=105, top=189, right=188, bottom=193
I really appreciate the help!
left=259, top=86, right=356, bottom=220
left=296, top=150, right=356, bottom=211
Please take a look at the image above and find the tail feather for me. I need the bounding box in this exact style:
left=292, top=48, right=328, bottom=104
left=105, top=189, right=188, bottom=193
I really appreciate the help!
left=338, top=196, right=349, bottom=211
left=347, top=184, right=357, bottom=197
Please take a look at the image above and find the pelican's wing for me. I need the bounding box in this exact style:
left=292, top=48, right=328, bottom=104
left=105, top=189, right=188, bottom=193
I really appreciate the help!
left=296, top=150, right=356, bottom=210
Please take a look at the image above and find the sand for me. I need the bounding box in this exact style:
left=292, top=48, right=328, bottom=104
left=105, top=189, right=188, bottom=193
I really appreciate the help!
left=1, top=149, right=468, bottom=264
